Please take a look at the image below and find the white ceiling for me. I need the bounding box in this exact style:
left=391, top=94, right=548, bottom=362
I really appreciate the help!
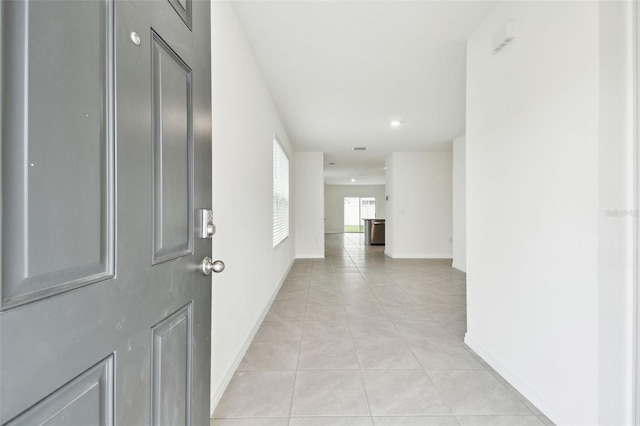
left=232, top=0, right=496, bottom=185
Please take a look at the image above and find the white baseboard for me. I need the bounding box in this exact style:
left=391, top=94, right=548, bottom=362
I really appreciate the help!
left=295, top=254, right=325, bottom=259
left=209, top=258, right=294, bottom=415
left=464, top=333, right=568, bottom=425
left=388, top=253, right=453, bottom=259
left=451, top=262, right=466, bottom=272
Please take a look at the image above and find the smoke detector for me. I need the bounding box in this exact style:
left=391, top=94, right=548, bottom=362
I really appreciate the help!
left=493, top=21, right=516, bottom=52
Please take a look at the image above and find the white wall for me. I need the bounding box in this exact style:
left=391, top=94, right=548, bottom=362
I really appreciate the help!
left=385, top=152, right=452, bottom=258
left=294, top=152, right=325, bottom=258
left=324, top=185, right=386, bottom=234
left=465, top=2, right=635, bottom=424
left=452, top=135, right=466, bottom=272
left=210, top=1, right=295, bottom=414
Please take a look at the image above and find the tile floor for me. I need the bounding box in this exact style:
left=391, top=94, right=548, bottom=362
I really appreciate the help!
left=212, top=234, right=554, bottom=426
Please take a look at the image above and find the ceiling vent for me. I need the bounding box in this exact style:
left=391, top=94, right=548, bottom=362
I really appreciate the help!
left=352, top=147, right=368, bottom=151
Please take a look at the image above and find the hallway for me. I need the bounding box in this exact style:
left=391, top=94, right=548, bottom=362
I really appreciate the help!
left=212, top=234, right=553, bottom=426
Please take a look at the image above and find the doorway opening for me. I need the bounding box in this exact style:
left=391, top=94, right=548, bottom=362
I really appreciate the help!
left=344, top=197, right=376, bottom=233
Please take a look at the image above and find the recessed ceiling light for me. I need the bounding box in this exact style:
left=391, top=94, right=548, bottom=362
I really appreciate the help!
left=351, top=178, right=356, bottom=182
left=390, top=120, right=402, bottom=128
left=352, top=147, right=368, bottom=151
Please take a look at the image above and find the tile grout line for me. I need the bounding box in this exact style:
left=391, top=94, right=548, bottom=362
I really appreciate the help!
left=286, top=262, right=312, bottom=423
left=345, top=243, right=377, bottom=422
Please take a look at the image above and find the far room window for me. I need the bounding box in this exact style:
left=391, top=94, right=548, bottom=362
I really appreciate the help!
left=273, top=135, right=289, bottom=247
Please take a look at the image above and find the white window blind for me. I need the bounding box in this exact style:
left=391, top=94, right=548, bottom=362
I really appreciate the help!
left=273, top=136, right=289, bottom=247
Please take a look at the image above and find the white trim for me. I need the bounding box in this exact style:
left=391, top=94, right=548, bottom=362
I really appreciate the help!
left=464, top=333, right=568, bottom=426
left=385, top=253, right=454, bottom=259
left=209, top=258, right=294, bottom=415
left=451, top=262, right=466, bottom=273
left=635, top=1, right=640, bottom=422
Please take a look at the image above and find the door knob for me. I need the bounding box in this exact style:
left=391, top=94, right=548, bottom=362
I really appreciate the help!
left=201, top=257, right=225, bottom=275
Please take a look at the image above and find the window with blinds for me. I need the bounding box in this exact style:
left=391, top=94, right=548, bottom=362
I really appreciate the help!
left=272, top=136, right=289, bottom=247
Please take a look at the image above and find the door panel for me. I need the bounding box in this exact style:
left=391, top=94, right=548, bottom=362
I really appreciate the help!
left=5, top=356, right=114, bottom=426
left=151, top=31, right=193, bottom=264
left=0, top=0, right=212, bottom=424
left=151, top=304, right=193, bottom=426
left=167, top=0, right=192, bottom=30
left=1, top=0, right=114, bottom=309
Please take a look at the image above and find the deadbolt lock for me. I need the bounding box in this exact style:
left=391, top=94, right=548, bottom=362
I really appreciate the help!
left=197, top=208, right=215, bottom=239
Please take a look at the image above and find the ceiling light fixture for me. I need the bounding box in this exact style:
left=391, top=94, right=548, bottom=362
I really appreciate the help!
left=390, top=120, right=402, bottom=128
left=351, top=178, right=356, bottom=182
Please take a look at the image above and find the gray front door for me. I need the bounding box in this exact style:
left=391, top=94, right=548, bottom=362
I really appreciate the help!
left=0, top=0, right=212, bottom=424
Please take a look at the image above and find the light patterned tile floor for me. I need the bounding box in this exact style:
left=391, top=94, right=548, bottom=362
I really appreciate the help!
left=212, top=234, right=554, bottom=426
